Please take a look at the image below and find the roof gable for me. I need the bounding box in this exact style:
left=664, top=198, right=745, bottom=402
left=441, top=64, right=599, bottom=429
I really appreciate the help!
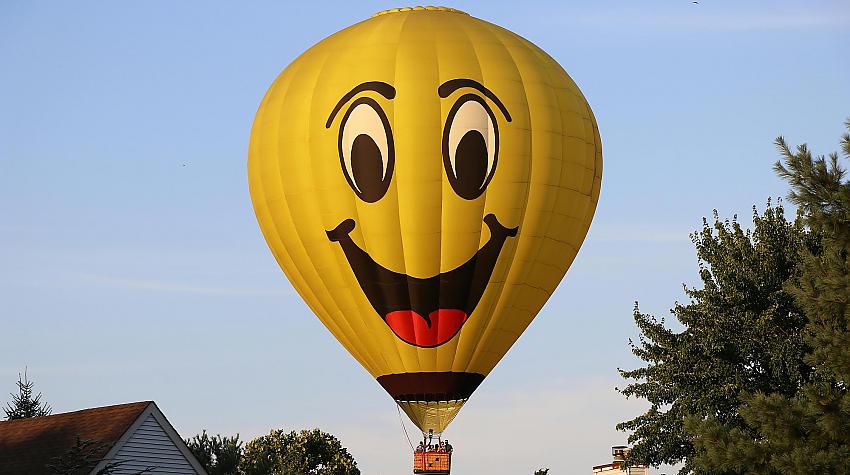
left=93, top=403, right=207, bottom=475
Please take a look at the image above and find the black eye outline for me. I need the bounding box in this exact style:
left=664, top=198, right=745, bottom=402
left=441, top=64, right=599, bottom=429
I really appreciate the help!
left=337, top=97, right=395, bottom=203
left=442, top=94, right=499, bottom=200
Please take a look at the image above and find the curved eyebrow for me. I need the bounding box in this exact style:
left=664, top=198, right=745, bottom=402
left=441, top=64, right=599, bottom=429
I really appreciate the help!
left=438, top=78, right=512, bottom=122
left=325, top=81, right=396, bottom=128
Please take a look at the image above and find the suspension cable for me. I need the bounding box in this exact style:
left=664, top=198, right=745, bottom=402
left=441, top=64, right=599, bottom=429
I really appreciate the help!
left=396, top=404, right=415, bottom=451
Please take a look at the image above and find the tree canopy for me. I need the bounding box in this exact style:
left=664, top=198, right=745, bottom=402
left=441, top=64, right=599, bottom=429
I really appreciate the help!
left=618, top=119, right=850, bottom=474
left=618, top=201, right=817, bottom=473
left=241, top=429, right=359, bottom=475
left=686, top=121, right=850, bottom=474
left=187, top=428, right=359, bottom=475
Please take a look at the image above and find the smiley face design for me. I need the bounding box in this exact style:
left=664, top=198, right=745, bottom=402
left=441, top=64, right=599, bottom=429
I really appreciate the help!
left=249, top=6, right=602, bottom=434
left=324, top=79, right=518, bottom=348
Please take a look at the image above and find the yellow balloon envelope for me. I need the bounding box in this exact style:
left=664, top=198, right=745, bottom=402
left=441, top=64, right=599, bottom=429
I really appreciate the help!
left=248, top=6, right=602, bottom=434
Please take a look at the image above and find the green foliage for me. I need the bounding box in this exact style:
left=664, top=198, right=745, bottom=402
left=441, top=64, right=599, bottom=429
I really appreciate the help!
left=774, top=121, right=850, bottom=381
left=686, top=120, right=850, bottom=474
left=186, top=428, right=359, bottom=475
left=240, top=429, right=360, bottom=475
left=185, top=430, right=243, bottom=475
left=617, top=200, right=818, bottom=473
left=534, top=469, right=550, bottom=475
left=4, top=369, right=51, bottom=420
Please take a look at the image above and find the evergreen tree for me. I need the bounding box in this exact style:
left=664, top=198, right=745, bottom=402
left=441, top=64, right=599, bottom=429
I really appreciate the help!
left=4, top=369, right=52, bottom=420
left=185, top=430, right=243, bottom=475
left=617, top=201, right=818, bottom=473
left=687, top=120, right=850, bottom=474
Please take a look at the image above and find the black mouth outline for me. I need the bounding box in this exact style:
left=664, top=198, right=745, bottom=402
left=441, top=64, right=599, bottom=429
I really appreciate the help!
left=326, top=213, right=518, bottom=348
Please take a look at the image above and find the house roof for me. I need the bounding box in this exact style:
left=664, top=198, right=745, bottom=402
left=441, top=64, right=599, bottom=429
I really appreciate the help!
left=0, top=401, right=152, bottom=475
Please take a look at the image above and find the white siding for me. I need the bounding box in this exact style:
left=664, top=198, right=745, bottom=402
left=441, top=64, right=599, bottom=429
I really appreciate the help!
left=107, top=413, right=198, bottom=474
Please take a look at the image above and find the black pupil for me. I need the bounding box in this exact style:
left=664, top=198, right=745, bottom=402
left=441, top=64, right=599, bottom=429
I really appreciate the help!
left=454, top=130, right=488, bottom=198
left=351, top=133, right=385, bottom=202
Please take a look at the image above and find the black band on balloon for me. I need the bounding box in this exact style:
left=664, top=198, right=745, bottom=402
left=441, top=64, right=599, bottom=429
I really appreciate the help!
left=378, top=372, right=485, bottom=402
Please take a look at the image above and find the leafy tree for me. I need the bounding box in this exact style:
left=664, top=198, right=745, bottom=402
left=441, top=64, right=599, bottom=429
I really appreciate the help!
left=686, top=120, right=850, bottom=474
left=4, top=368, right=51, bottom=420
left=185, top=430, right=243, bottom=475
left=617, top=200, right=819, bottom=473
left=240, top=428, right=359, bottom=475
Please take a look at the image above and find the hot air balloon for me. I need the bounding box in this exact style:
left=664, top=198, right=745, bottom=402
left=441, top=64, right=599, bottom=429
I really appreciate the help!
left=248, top=6, right=602, bottom=474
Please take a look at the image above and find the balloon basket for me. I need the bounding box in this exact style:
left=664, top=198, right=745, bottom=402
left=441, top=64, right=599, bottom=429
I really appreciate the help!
left=412, top=434, right=452, bottom=475
left=413, top=451, right=451, bottom=474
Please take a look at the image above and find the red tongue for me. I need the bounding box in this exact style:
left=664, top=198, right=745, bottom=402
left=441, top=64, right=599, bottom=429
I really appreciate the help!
left=385, top=309, right=468, bottom=347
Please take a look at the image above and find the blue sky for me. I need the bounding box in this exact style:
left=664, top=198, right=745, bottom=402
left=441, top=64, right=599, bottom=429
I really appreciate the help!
left=1, top=1, right=848, bottom=473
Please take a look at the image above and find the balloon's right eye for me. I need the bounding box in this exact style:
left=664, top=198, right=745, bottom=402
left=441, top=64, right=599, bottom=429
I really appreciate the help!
left=442, top=94, right=499, bottom=200
left=338, top=98, right=394, bottom=203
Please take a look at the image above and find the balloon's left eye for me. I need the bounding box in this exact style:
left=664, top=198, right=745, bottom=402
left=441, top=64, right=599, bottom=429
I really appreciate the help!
left=442, top=94, right=498, bottom=200
left=338, top=98, right=394, bottom=202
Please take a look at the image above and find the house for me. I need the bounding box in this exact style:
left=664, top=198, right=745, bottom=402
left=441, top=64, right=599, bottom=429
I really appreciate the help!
left=0, top=401, right=207, bottom=475
left=592, top=446, right=649, bottom=474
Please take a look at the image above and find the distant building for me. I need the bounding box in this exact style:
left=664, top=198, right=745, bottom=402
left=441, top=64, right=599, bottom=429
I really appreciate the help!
left=0, top=401, right=207, bottom=475
left=592, top=446, right=649, bottom=474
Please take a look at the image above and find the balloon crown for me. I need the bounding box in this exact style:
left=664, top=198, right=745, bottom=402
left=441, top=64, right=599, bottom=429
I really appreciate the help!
left=372, top=6, right=469, bottom=17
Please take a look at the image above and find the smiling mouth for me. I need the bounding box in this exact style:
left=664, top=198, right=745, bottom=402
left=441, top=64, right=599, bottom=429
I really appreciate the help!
left=326, top=214, right=518, bottom=348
